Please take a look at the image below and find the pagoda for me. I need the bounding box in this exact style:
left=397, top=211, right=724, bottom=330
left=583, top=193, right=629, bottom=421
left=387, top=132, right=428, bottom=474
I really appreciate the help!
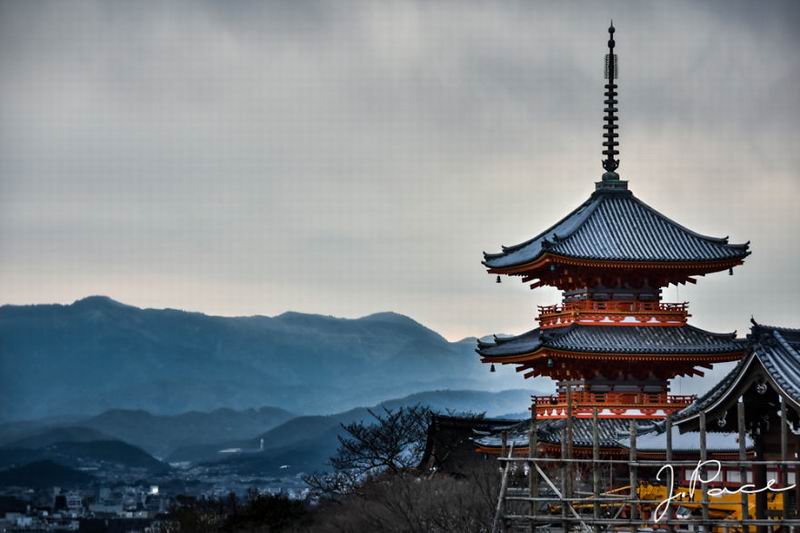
left=477, top=24, right=750, bottom=424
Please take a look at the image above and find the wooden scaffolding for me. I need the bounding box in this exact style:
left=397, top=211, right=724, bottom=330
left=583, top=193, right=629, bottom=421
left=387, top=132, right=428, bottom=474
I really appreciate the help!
left=491, top=390, right=800, bottom=533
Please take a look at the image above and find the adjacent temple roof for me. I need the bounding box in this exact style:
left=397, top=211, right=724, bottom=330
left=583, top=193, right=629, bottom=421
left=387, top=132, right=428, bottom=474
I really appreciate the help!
left=616, top=428, right=752, bottom=453
left=473, top=417, right=749, bottom=452
left=478, top=324, right=746, bottom=361
left=483, top=189, right=750, bottom=272
left=474, top=417, right=649, bottom=449
left=675, top=322, right=800, bottom=425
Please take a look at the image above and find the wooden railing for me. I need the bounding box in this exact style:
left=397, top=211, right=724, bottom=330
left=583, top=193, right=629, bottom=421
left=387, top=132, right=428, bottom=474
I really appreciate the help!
left=537, top=300, right=690, bottom=329
left=538, top=301, right=688, bottom=314
left=531, top=392, right=696, bottom=419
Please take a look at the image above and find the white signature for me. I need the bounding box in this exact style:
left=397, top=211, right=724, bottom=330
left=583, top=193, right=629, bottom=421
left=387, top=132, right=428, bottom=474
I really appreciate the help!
left=652, top=460, right=796, bottom=523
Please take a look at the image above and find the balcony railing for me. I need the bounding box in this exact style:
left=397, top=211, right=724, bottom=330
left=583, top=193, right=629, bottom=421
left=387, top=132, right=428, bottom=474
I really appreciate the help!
left=530, top=392, right=696, bottom=419
left=538, top=300, right=688, bottom=315
left=537, top=300, right=690, bottom=329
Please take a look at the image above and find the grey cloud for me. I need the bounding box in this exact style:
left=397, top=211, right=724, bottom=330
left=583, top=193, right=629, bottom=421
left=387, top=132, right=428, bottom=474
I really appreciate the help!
left=1, top=0, right=798, bottom=395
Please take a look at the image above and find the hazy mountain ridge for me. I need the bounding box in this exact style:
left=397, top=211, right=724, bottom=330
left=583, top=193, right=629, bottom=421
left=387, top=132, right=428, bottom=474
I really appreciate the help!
left=0, top=389, right=536, bottom=473
left=166, top=389, right=536, bottom=466
left=0, top=296, right=516, bottom=421
left=0, top=408, right=294, bottom=459
left=4, top=426, right=114, bottom=449
left=0, top=436, right=167, bottom=474
left=81, top=407, right=295, bottom=458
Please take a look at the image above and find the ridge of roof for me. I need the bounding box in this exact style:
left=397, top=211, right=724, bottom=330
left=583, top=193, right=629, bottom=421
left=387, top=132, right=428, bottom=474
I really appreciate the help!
left=749, top=319, right=800, bottom=336
left=625, top=193, right=748, bottom=248
left=682, top=323, right=739, bottom=339
left=483, top=188, right=749, bottom=269
left=483, top=195, right=601, bottom=260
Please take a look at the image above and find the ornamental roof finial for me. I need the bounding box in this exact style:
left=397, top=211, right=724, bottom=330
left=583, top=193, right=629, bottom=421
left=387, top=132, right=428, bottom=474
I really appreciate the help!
left=596, top=21, right=627, bottom=191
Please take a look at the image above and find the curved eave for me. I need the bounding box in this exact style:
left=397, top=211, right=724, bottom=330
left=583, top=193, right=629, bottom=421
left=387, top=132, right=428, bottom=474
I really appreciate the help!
left=484, top=195, right=601, bottom=259
left=677, top=324, right=800, bottom=427
left=480, top=347, right=746, bottom=365
left=484, top=252, right=749, bottom=277
left=482, top=189, right=751, bottom=273
left=673, top=353, right=758, bottom=427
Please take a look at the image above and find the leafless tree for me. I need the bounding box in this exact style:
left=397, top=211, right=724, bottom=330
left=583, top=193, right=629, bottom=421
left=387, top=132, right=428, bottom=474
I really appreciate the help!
left=333, top=405, right=431, bottom=475
left=305, top=405, right=431, bottom=497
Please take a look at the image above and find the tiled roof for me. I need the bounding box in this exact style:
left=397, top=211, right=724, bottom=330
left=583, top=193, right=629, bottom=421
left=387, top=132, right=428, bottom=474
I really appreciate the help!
left=474, top=417, right=751, bottom=452
left=672, top=354, right=752, bottom=422
left=616, top=429, right=752, bottom=452
left=478, top=324, right=745, bottom=359
left=675, top=322, right=800, bottom=422
left=537, top=417, right=653, bottom=447
left=483, top=189, right=749, bottom=269
left=474, top=418, right=658, bottom=449
left=752, top=324, right=800, bottom=405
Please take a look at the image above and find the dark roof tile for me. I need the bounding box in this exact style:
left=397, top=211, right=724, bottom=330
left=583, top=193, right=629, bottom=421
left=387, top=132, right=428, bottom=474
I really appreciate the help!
left=675, top=323, right=800, bottom=422
left=484, top=190, right=749, bottom=269
left=478, top=324, right=744, bottom=358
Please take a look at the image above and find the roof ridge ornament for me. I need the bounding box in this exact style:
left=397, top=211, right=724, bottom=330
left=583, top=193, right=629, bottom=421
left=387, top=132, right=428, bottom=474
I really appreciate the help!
left=596, top=21, right=628, bottom=192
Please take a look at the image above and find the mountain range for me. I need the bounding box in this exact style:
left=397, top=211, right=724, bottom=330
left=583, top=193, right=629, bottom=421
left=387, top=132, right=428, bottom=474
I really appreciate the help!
left=0, top=389, right=535, bottom=484
left=0, top=296, right=519, bottom=421
left=0, top=389, right=532, bottom=461
left=0, top=296, right=541, bottom=483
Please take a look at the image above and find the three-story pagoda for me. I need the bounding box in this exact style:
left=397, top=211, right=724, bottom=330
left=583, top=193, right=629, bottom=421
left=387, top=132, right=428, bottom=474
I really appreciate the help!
left=478, top=24, right=749, bottom=422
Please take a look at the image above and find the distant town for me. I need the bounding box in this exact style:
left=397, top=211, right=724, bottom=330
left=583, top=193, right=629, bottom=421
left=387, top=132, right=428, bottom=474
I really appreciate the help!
left=0, top=465, right=309, bottom=532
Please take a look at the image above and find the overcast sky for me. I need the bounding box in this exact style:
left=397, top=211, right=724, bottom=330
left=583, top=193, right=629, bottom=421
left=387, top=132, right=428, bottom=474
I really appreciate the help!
left=2, top=0, right=798, bottom=380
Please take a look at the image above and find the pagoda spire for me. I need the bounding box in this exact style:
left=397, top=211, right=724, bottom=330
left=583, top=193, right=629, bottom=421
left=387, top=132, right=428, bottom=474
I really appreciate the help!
left=597, top=21, right=627, bottom=191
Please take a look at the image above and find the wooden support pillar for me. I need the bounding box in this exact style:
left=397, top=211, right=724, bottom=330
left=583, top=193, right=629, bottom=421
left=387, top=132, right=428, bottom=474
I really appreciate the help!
left=493, top=441, right=515, bottom=533
left=738, top=399, right=749, bottom=533
left=566, top=385, right=574, bottom=501
left=630, top=419, right=638, bottom=523
left=592, top=407, right=600, bottom=533
left=665, top=414, right=675, bottom=533
left=500, top=430, right=508, bottom=533
left=561, top=385, right=570, bottom=533
left=700, top=411, right=710, bottom=532
left=529, top=400, right=538, bottom=533
left=755, top=432, right=767, bottom=533
left=781, top=396, right=790, bottom=524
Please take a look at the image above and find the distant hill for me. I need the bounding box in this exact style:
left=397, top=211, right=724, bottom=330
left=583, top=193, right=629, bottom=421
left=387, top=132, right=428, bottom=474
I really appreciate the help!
left=1, top=443, right=166, bottom=474
left=0, top=296, right=520, bottom=421
left=80, top=407, right=295, bottom=458
left=0, top=460, right=93, bottom=488
left=1, top=431, right=167, bottom=474
left=40, top=440, right=168, bottom=473
left=5, top=427, right=114, bottom=449
left=0, top=415, right=84, bottom=446
left=0, top=408, right=296, bottom=459
left=215, top=426, right=345, bottom=476
left=379, top=389, right=533, bottom=415
left=167, top=389, right=536, bottom=469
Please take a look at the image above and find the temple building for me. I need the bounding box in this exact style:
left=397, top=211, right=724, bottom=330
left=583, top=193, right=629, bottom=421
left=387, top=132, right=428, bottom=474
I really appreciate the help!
left=477, top=23, right=749, bottom=436
left=673, top=321, right=800, bottom=514
left=418, top=23, right=799, bottom=528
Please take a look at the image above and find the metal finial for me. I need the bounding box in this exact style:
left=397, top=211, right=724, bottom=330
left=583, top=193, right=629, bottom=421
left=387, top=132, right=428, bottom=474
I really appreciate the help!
left=602, top=21, right=620, bottom=179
